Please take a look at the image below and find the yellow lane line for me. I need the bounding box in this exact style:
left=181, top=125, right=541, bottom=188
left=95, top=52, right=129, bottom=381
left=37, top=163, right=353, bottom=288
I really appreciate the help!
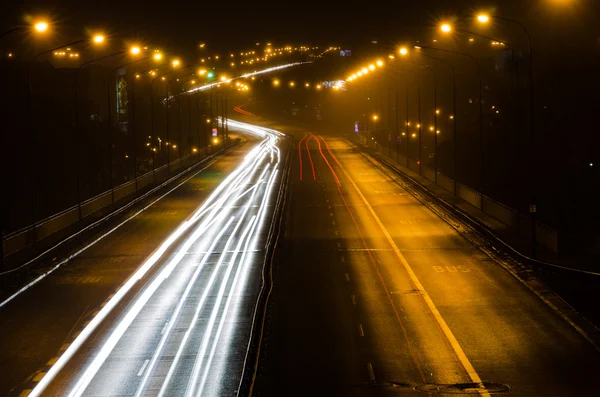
left=338, top=155, right=491, bottom=396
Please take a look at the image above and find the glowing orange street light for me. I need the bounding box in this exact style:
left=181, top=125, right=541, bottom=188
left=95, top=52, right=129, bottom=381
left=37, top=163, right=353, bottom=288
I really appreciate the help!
left=34, top=21, right=48, bottom=33
left=130, top=46, right=141, bottom=55
left=441, top=23, right=452, bottom=33
left=477, top=14, right=490, bottom=23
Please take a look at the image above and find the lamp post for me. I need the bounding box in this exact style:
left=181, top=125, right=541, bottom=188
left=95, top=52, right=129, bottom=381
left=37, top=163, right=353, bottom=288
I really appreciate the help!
left=0, top=20, right=49, bottom=41
left=27, top=37, right=95, bottom=239
left=415, top=50, right=457, bottom=186
left=151, top=66, right=188, bottom=175
left=476, top=13, right=538, bottom=257
left=131, top=61, right=168, bottom=184
left=74, top=48, right=124, bottom=217
left=416, top=43, right=483, bottom=196
left=106, top=51, right=150, bottom=201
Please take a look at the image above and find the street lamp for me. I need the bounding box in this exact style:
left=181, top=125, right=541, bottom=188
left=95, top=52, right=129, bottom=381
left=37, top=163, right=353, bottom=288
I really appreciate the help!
left=34, top=21, right=48, bottom=33
left=1, top=19, right=50, bottom=40
left=476, top=13, right=537, bottom=257
left=414, top=50, right=457, bottom=185
left=27, top=34, right=105, bottom=236
left=415, top=44, right=483, bottom=197
left=441, top=23, right=452, bottom=33
left=74, top=47, right=131, bottom=218
left=477, top=14, right=490, bottom=23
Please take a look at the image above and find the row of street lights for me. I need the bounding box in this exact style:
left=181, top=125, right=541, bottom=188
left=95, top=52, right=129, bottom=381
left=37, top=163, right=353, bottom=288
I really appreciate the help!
left=344, top=12, right=539, bottom=257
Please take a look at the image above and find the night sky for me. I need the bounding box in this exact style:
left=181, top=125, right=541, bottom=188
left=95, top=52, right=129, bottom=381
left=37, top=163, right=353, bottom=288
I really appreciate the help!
left=3, top=1, right=600, bottom=58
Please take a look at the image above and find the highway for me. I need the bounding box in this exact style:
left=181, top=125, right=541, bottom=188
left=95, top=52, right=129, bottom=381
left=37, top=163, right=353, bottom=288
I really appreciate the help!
left=0, top=120, right=287, bottom=397
left=252, top=132, right=600, bottom=396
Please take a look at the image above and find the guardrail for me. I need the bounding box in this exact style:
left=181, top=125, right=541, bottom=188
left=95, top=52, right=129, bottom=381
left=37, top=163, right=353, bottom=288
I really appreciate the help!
left=358, top=140, right=599, bottom=274
left=366, top=139, right=558, bottom=254
left=2, top=146, right=218, bottom=259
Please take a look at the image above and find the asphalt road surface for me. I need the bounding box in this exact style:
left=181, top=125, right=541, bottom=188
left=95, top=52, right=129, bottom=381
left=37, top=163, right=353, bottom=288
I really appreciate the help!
left=0, top=120, right=287, bottom=397
left=252, top=132, right=600, bottom=397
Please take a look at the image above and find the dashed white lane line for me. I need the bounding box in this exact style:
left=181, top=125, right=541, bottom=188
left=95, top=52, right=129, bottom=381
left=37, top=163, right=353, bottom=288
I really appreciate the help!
left=330, top=212, right=333, bottom=216
left=340, top=154, right=490, bottom=396
left=335, top=230, right=339, bottom=236
left=358, top=324, right=365, bottom=337
left=332, top=221, right=336, bottom=226
left=367, top=363, right=375, bottom=381
left=160, top=322, right=169, bottom=335
left=345, top=273, right=350, bottom=282
left=337, top=242, right=341, bottom=248
left=351, top=294, right=356, bottom=305
left=341, top=256, right=345, bottom=263
left=137, top=359, right=150, bottom=377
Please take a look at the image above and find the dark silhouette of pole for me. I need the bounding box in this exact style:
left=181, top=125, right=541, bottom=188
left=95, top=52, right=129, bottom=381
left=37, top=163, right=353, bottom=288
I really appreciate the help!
left=493, top=16, right=537, bottom=258
left=415, top=45, right=483, bottom=196
left=417, top=52, right=457, bottom=186
left=105, top=56, right=152, bottom=200
left=75, top=50, right=126, bottom=217
left=27, top=39, right=85, bottom=240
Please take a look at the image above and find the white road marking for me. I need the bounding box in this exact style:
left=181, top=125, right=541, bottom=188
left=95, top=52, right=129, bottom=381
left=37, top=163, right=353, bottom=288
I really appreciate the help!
left=137, top=360, right=149, bottom=376
left=358, top=324, right=365, bottom=336
left=351, top=295, right=356, bottom=305
left=160, top=322, right=169, bottom=335
left=340, top=256, right=345, bottom=263
left=367, top=363, right=375, bottom=380
left=339, top=157, right=490, bottom=397
left=345, top=273, right=350, bottom=282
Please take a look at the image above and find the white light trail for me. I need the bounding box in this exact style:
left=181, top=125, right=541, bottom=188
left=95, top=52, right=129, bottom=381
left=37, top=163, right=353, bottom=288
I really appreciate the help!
left=196, top=167, right=280, bottom=397
left=138, top=164, right=271, bottom=397
left=187, top=62, right=311, bottom=93
left=29, top=120, right=286, bottom=397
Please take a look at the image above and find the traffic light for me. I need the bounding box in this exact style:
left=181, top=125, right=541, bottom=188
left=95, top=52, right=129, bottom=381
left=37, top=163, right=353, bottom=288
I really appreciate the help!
left=207, top=71, right=215, bottom=79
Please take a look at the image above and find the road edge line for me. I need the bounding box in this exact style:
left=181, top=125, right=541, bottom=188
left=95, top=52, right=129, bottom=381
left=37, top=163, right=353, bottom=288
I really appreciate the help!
left=336, top=150, right=491, bottom=396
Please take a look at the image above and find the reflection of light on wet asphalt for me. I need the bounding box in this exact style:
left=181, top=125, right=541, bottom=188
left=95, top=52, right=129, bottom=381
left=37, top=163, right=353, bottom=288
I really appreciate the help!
left=30, top=120, right=284, bottom=397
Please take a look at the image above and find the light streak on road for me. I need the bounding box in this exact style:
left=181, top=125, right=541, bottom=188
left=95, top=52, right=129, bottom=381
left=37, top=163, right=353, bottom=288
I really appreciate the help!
left=30, top=120, right=286, bottom=397
left=187, top=62, right=310, bottom=93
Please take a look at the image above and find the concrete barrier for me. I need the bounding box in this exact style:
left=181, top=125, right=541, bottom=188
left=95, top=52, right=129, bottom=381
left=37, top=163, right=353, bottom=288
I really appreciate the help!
left=3, top=145, right=217, bottom=257
left=436, top=172, right=455, bottom=194
left=113, top=180, right=136, bottom=202
left=456, top=182, right=482, bottom=209
left=519, top=214, right=559, bottom=253
left=408, top=159, right=420, bottom=174
left=398, top=154, right=408, bottom=168
left=357, top=135, right=560, bottom=253
left=81, top=191, right=112, bottom=218
left=483, top=196, right=519, bottom=228
left=423, top=166, right=436, bottom=183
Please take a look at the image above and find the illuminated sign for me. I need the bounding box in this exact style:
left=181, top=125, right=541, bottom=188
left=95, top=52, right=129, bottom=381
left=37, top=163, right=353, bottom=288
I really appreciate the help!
left=340, top=50, right=351, bottom=56
left=116, top=76, right=128, bottom=115
left=212, top=128, right=218, bottom=136
left=320, top=80, right=347, bottom=91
